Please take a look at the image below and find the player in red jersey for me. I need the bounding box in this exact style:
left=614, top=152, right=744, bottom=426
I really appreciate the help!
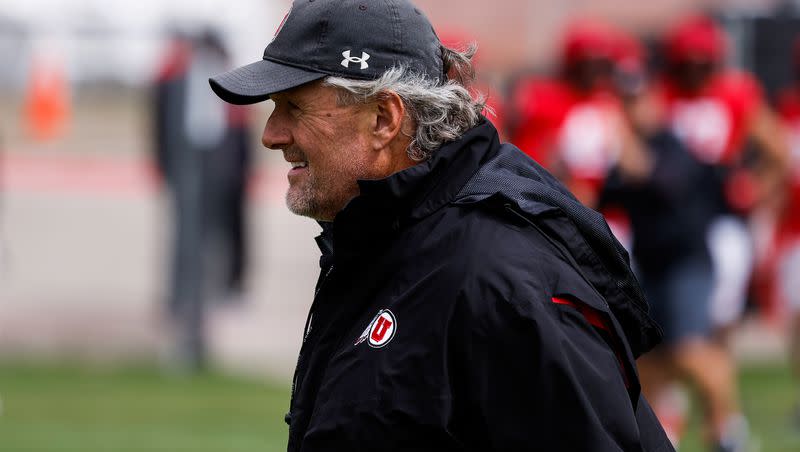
left=773, top=36, right=800, bottom=424
left=645, top=15, right=788, bottom=451
left=510, top=20, right=635, bottom=212
left=657, top=18, right=787, bottom=330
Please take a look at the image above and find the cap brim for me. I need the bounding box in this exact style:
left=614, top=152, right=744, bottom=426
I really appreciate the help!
left=209, top=59, right=327, bottom=105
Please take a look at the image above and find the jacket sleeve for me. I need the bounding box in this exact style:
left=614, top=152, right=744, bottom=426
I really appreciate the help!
left=448, top=277, right=673, bottom=452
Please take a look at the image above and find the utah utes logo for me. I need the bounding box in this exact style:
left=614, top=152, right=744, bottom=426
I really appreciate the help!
left=355, top=309, right=397, bottom=348
left=341, top=50, right=370, bottom=70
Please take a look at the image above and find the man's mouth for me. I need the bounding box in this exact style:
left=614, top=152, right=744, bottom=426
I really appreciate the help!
left=288, top=161, right=309, bottom=179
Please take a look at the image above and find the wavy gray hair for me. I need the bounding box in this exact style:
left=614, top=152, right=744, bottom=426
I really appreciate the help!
left=324, top=44, right=486, bottom=161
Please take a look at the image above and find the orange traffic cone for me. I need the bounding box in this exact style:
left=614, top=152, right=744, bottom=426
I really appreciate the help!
left=24, top=59, right=71, bottom=142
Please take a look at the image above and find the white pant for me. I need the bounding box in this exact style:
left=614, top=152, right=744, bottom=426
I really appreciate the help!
left=708, top=216, right=754, bottom=327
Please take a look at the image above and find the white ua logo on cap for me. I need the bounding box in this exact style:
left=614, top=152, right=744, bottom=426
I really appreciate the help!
left=341, top=50, right=370, bottom=70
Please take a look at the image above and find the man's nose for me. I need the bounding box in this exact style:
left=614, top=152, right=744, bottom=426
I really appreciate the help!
left=261, top=111, right=292, bottom=150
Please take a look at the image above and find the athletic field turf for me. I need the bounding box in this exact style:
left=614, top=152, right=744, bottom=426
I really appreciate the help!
left=0, top=363, right=798, bottom=451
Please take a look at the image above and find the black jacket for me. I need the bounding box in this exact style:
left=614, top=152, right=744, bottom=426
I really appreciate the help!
left=286, top=120, right=672, bottom=452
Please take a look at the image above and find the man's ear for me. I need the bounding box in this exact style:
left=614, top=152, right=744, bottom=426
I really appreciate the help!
left=371, top=91, right=406, bottom=150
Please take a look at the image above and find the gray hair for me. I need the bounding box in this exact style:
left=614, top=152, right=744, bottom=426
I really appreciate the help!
left=324, top=45, right=486, bottom=161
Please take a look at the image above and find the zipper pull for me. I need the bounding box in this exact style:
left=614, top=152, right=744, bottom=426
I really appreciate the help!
left=303, top=313, right=314, bottom=342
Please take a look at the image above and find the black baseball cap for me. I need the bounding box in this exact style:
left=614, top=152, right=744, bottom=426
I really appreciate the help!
left=209, top=0, right=444, bottom=105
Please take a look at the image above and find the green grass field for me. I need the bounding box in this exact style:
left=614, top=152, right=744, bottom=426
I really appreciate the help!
left=0, top=362, right=798, bottom=451
left=0, top=364, right=291, bottom=452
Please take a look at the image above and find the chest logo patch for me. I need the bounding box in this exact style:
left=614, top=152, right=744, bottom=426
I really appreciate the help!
left=355, top=309, right=397, bottom=348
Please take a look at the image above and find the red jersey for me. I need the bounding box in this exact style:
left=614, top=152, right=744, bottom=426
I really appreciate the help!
left=658, top=71, right=763, bottom=166
left=510, top=78, right=573, bottom=164
left=775, top=87, right=800, bottom=237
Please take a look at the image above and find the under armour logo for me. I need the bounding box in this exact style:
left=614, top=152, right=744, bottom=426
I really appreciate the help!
left=341, top=50, right=370, bottom=70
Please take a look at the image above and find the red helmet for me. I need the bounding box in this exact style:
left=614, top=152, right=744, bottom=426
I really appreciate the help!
left=664, top=15, right=727, bottom=65
left=561, top=19, right=618, bottom=67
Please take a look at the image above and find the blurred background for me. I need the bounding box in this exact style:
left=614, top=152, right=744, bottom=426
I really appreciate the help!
left=2, top=0, right=800, bottom=451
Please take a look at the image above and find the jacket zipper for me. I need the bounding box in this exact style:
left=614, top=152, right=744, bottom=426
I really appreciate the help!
left=287, top=263, right=335, bottom=433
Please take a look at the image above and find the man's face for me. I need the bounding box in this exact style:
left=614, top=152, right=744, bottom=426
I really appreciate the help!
left=670, top=58, right=715, bottom=93
left=566, top=57, right=614, bottom=93
left=262, top=81, right=376, bottom=221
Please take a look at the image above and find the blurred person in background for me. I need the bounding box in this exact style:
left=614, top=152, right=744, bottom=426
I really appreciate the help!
left=647, top=14, right=790, bottom=450
left=508, top=20, right=649, bottom=248
left=509, top=20, right=625, bottom=210
left=657, top=15, right=788, bottom=339
left=152, top=28, right=252, bottom=370
left=772, top=35, right=800, bottom=425
left=602, top=42, right=746, bottom=451
left=208, top=0, right=672, bottom=450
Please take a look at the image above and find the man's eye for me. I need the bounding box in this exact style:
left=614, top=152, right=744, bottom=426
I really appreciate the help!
left=287, top=101, right=302, bottom=117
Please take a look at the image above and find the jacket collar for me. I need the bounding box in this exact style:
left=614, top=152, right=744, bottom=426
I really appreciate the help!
left=317, top=119, right=500, bottom=260
left=355, top=118, right=500, bottom=222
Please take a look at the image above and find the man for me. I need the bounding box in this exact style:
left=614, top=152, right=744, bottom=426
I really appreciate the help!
left=657, top=15, right=787, bottom=334
left=509, top=21, right=649, bottom=250
left=650, top=15, right=788, bottom=450
left=153, top=29, right=252, bottom=370
left=510, top=19, right=627, bottom=209
left=209, top=1, right=671, bottom=450
left=601, top=57, right=735, bottom=450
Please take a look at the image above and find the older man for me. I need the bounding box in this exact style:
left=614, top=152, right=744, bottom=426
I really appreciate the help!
left=209, top=1, right=671, bottom=451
